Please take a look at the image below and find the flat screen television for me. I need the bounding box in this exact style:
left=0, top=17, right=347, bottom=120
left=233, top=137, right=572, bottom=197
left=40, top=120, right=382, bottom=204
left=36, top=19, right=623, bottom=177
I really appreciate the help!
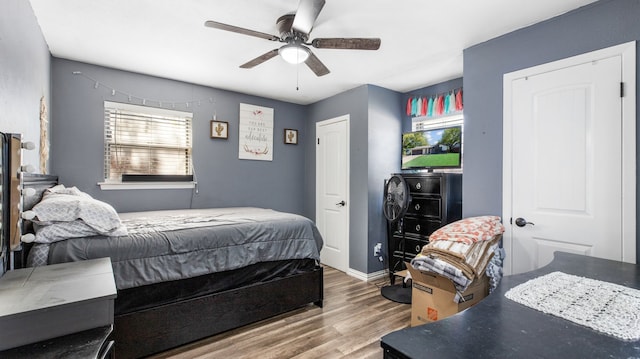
left=401, top=125, right=462, bottom=171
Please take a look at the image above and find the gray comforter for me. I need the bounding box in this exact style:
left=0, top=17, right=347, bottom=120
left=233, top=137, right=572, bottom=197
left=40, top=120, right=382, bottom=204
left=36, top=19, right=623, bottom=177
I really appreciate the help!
left=38, top=207, right=323, bottom=289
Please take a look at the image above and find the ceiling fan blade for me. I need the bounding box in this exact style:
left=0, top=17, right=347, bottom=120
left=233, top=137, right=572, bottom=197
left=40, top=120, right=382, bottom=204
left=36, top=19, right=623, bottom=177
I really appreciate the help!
left=292, top=0, right=326, bottom=35
left=205, top=20, right=280, bottom=42
left=311, top=38, right=381, bottom=50
left=304, top=52, right=330, bottom=76
left=240, top=49, right=280, bottom=69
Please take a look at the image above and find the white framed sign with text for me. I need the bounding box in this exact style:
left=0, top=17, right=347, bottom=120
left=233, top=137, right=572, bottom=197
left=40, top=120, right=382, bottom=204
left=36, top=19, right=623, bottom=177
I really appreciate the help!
left=238, top=103, right=273, bottom=161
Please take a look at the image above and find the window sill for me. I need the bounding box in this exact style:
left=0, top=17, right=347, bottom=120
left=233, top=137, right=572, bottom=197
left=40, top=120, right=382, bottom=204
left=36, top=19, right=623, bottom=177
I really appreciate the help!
left=98, top=181, right=196, bottom=190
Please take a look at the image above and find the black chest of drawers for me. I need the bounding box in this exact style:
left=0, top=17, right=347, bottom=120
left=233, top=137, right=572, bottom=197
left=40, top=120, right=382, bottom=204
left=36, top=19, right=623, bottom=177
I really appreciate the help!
left=387, top=173, right=462, bottom=281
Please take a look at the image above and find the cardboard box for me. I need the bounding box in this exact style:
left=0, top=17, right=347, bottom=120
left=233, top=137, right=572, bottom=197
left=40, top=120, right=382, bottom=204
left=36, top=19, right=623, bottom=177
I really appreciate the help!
left=407, top=265, right=488, bottom=326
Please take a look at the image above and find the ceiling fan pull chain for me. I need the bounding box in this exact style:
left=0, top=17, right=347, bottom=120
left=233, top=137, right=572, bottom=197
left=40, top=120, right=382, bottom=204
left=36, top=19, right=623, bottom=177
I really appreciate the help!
left=296, top=62, right=300, bottom=91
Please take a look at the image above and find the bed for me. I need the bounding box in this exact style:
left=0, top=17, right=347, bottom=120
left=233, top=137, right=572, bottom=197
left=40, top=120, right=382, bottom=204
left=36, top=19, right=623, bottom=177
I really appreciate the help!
left=17, top=175, right=324, bottom=358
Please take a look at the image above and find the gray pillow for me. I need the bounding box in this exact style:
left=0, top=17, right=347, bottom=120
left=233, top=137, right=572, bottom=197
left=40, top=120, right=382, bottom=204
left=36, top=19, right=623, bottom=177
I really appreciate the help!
left=29, top=184, right=127, bottom=241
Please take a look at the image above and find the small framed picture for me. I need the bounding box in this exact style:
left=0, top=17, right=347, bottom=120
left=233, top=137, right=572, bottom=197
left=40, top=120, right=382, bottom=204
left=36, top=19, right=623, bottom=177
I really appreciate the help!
left=284, top=129, right=298, bottom=145
left=210, top=120, right=228, bottom=139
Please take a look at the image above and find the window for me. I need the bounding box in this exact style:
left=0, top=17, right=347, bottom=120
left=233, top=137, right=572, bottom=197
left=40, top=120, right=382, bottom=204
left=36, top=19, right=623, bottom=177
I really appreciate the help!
left=103, top=101, right=193, bottom=184
left=411, top=113, right=464, bottom=131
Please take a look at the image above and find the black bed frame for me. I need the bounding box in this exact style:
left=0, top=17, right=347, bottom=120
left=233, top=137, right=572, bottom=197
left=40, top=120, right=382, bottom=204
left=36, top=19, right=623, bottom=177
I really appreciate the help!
left=19, top=174, right=324, bottom=358
left=116, top=267, right=323, bottom=358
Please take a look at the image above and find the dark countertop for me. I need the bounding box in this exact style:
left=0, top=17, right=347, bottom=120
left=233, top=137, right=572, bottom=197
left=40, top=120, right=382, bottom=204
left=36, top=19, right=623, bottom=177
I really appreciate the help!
left=381, top=252, right=640, bottom=358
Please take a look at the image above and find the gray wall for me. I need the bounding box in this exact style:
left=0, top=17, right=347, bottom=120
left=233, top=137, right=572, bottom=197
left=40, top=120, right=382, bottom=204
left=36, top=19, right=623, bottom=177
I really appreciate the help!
left=367, top=85, right=403, bottom=273
left=0, top=0, right=51, bottom=274
left=0, top=0, right=51, bottom=170
left=462, top=0, right=640, bottom=258
left=304, top=85, right=403, bottom=274
left=50, top=59, right=310, bottom=215
left=306, top=85, right=370, bottom=273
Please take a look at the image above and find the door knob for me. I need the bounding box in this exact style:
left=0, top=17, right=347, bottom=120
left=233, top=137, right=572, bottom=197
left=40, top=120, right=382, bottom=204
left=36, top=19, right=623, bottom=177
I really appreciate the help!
left=514, top=217, right=535, bottom=227
left=336, top=200, right=346, bottom=207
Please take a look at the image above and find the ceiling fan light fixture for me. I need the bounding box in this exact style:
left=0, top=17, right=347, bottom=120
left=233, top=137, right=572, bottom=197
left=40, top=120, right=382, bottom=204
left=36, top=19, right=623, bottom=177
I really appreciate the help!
left=279, top=43, right=310, bottom=64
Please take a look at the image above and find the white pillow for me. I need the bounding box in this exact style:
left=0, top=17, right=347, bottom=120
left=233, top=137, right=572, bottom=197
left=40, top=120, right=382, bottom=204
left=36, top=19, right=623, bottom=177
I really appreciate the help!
left=30, top=184, right=127, bottom=237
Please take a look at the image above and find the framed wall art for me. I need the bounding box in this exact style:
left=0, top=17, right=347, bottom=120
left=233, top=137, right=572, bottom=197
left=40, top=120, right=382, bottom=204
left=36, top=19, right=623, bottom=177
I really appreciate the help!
left=238, top=103, right=273, bottom=161
left=210, top=120, right=228, bottom=139
left=284, top=129, right=298, bottom=145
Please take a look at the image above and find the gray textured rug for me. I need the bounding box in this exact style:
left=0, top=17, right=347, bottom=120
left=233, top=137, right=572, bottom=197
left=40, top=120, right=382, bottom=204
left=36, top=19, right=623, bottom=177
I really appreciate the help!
left=505, top=271, right=640, bottom=341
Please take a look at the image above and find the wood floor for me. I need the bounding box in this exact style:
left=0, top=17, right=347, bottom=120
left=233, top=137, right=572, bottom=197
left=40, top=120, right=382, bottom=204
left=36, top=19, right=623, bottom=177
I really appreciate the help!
left=150, top=266, right=411, bottom=359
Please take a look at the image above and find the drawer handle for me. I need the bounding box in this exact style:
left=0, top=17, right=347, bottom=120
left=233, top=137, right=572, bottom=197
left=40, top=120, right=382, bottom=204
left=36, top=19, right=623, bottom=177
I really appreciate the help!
left=415, top=203, right=421, bottom=211
left=415, top=244, right=421, bottom=253
left=415, top=182, right=422, bottom=190
left=415, top=224, right=421, bottom=232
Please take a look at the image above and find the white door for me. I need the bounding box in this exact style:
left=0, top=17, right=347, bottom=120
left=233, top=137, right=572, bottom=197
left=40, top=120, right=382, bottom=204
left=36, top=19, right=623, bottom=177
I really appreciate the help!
left=316, top=115, right=350, bottom=272
left=503, top=43, right=636, bottom=275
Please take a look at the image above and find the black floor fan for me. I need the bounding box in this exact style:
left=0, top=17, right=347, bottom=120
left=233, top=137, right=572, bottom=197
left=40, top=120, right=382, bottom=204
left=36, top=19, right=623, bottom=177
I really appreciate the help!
left=381, top=174, right=412, bottom=304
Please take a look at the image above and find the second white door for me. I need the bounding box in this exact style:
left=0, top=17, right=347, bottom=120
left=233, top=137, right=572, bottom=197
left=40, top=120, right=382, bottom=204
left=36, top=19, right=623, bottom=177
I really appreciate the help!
left=316, top=115, right=350, bottom=272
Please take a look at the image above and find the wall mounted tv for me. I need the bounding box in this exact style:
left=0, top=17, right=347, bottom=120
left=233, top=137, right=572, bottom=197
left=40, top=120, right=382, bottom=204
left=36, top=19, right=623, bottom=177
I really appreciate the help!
left=401, top=125, right=462, bottom=171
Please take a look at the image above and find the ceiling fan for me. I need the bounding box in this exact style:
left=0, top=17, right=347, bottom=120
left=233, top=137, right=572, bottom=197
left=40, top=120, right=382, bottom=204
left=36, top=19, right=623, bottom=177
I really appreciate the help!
left=204, top=0, right=381, bottom=76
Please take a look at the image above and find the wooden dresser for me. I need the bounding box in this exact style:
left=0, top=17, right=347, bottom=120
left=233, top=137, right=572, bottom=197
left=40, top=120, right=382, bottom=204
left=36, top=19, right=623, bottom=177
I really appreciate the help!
left=388, top=172, right=462, bottom=282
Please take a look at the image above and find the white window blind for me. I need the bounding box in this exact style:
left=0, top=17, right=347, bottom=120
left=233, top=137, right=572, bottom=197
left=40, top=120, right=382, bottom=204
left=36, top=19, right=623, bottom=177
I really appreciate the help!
left=411, top=113, right=464, bottom=131
left=104, top=101, right=193, bottom=181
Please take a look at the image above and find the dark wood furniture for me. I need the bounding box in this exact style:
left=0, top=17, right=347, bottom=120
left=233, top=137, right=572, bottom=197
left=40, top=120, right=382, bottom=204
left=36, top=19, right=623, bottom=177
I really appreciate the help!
left=388, top=172, right=462, bottom=283
left=115, top=267, right=323, bottom=358
left=0, top=258, right=116, bottom=356
left=1, top=132, right=35, bottom=271
left=0, top=133, right=7, bottom=273
left=0, top=326, right=114, bottom=359
left=381, top=252, right=640, bottom=358
left=13, top=173, right=59, bottom=268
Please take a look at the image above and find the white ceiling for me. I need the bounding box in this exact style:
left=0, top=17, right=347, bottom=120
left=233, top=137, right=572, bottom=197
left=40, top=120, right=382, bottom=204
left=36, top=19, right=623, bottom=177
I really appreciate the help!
left=28, top=0, right=597, bottom=105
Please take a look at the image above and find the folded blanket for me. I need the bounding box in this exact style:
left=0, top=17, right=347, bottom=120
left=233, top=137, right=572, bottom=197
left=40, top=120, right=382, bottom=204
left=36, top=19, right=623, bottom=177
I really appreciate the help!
left=429, top=215, right=504, bottom=244
left=422, top=234, right=501, bottom=279
left=411, top=253, right=473, bottom=291
left=411, top=243, right=505, bottom=302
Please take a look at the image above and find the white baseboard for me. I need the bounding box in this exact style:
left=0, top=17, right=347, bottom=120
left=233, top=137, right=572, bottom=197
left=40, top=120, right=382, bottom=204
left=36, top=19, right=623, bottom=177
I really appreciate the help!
left=347, top=268, right=388, bottom=282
